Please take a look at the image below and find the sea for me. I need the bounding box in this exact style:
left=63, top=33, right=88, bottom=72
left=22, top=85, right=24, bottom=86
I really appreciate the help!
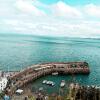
left=0, top=34, right=100, bottom=94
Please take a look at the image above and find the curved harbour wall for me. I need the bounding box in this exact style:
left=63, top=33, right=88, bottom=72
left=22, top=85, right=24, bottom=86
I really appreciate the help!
left=7, top=62, right=90, bottom=94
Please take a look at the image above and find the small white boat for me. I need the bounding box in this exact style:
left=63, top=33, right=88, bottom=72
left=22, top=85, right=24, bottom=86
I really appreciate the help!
left=60, top=80, right=65, bottom=87
left=46, top=81, right=51, bottom=85
left=91, top=85, right=95, bottom=88
left=50, top=81, right=55, bottom=86
left=39, top=87, right=43, bottom=91
left=52, top=72, right=58, bottom=75
left=95, top=86, right=100, bottom=89
left=42, top=80, right=47, bottom=84
left=51, top=82, right=55, bottom=86
left=46, top=81, right=55, bottom=86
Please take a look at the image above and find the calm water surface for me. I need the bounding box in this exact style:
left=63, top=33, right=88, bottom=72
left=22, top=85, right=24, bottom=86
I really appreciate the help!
left=0, top=34, right=100, bottom=93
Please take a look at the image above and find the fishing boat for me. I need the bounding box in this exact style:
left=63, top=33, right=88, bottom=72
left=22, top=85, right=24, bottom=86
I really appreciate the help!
left=60, top=80, right=65, bottom=87
left=46, top=81, right=51, bottom=85
left=39, top=87, right=43, bottom=91
left=42, top=80, right=47, bottom=84
left=46, top=81, right=55, bottom=86
left=52, top=82, right=55, bottom=86
left=50, top=81, right=55, bottom=86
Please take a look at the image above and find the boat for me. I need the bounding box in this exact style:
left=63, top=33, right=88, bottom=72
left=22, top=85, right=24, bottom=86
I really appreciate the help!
left=49, top=81, right=55, bottom=86
left=42, top=80, right=47, bottom=84
left=60, top=80, right=65, bottom=87
left=46, top=81, right=55, bottom=86
left=39, top=87, right=43, bottom=91
left=51, top=82, right=55, bottom=86
left=95, top=86, right=100, bottom=89
left=46, top=81, right=51, bottom=85
left=52, top=72, right=58, bottom=75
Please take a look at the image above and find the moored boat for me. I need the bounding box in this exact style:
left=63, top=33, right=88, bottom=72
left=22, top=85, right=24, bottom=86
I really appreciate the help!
left=42, top=80, right=47, bottom=84
left=46, top=81, right=55, bottom=86
left=39, top=87, right=43, bottom=91
left=60, top=80, right=65, bottom=87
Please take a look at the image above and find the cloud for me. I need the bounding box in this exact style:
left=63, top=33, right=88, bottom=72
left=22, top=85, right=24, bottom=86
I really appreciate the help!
left=2, top=18, right=100, bottom=38
left=0, top=0, right=100, bottom=38
left=3, top=19, right=19, bottom=26
left=84, top=4, right=100, bottom=18
left=15, top=0, right=45, bottom=16
left=51, top=1, right=82, bottom=18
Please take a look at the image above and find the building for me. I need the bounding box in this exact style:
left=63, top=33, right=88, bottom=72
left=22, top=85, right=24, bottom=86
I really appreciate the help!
left=0, top=77, right=8, bottom=93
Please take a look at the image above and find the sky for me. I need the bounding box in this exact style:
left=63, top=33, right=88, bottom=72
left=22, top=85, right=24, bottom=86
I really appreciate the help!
left=0, top=0, right=100, bottom=38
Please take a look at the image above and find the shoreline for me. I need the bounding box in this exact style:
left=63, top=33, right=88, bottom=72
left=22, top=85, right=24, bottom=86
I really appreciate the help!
left=0, top=71, right=20, bottom=77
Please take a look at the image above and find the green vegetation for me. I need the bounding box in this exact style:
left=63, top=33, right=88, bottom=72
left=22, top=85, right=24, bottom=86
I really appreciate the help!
left=0, top=92, right=4, bottom=99
left=29, top=96, right=35, bottom=100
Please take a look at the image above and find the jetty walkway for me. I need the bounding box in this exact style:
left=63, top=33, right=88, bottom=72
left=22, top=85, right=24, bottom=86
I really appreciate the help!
left=6, top=62, right=90, bottom=94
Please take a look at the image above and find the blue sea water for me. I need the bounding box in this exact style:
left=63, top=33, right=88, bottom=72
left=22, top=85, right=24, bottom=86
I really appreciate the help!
left=0, top=34, right=100, bottom=86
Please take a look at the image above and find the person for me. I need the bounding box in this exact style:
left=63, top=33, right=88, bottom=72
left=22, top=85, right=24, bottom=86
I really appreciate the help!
left=36, top=98, right=43, bottom=100
left=75, top=90, right=80, bottom=100
left=24, top=96, right=28, bottom=100
left=3, top=95, right=10, bottom=100
left=36, top=94, right=43, bottom=100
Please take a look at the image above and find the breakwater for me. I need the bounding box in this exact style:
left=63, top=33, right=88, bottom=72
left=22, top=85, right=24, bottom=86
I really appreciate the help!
left=6, top=62, right=90, bottom=94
